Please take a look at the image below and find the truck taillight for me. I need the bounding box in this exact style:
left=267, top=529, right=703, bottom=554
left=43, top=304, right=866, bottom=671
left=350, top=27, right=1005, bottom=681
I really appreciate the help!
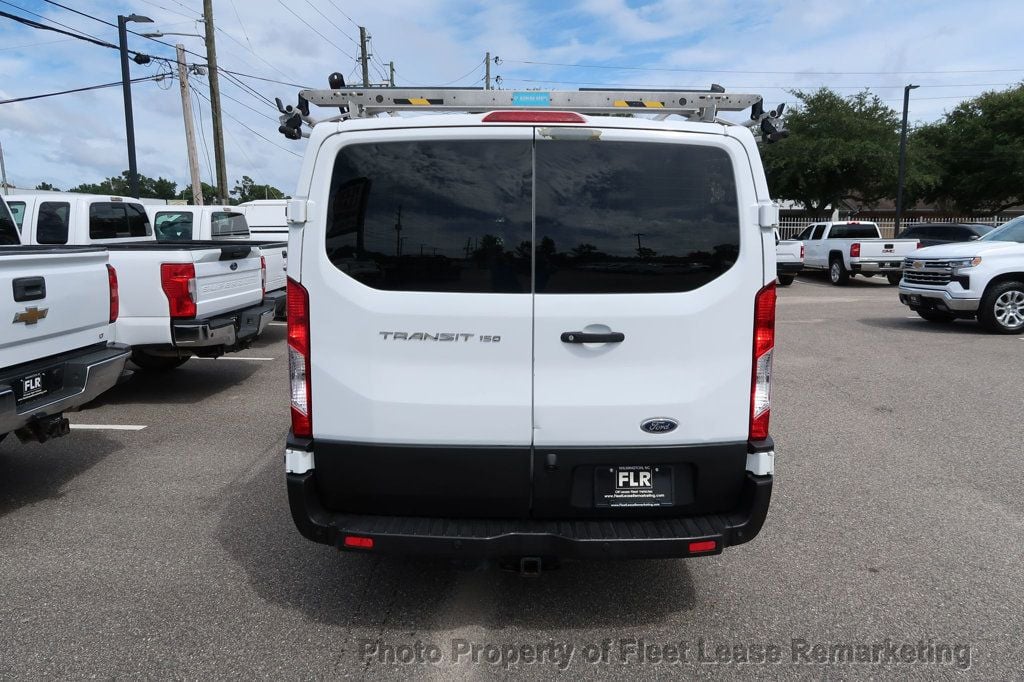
left=160, top=263, right=196, bottom=319
left=850, top=243, right=860, bottom=258
left=260, top=255, right=267, bottom=296
left=287, top=277, right=312, bottom=439
left=750, top=282, right=776, bottom=441
left=106, top=264, right=119, bottom=323
left=800, top=244, right=805, bottom=260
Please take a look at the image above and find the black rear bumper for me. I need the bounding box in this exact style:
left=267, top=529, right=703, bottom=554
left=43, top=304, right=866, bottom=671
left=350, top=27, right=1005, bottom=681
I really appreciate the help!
left=286, top=449, right=773, bottom=560
left=776, top=262, right=803, bottom=275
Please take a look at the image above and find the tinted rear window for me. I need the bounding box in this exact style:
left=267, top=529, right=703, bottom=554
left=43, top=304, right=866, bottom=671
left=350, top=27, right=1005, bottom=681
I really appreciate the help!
left=0, top=199, right=18, bottom=244
left=829, top=224, right=879, bottom=239
left=89, top=202, right=152, bottom=239
left=534, top=140, right=739, bottom=294
left=325, top=140, right=532, bottom=293
left=36, top=202, right=70, bottom=244
left=154, top=211, right=194, bottom=241
left=211, top=212, right=249, bottom=238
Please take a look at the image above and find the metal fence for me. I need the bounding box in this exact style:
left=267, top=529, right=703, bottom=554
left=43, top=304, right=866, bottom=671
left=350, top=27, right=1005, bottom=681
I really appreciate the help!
left=776, top=216, right=1011, bottom=240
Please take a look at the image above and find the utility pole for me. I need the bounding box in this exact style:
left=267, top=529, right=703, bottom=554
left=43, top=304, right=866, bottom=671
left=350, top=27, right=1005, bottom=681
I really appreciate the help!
left=485, top=52, right=490, bottom=90
left=117, top=14, right=152, bottom=198
left=176, top=45, right=204, bottom=206
left=894, top=83, right=920, bottom=237
left=203, top=0, right=229, bottom=204
left=389, top=61, right=395, bottom=87
left=359, top=27, right=370, bottom=87
left=0, top=140, right=8, bottom=196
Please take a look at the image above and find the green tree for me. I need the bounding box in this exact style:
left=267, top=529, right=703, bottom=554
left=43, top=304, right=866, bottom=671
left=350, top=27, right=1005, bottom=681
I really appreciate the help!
left=910, top=84, right=1024, bottom=213
left=69, top=171, right=177, bottom=200
left=35, top=182, right=60, bottom=191
left=760, top=89, right=901, bottom=216
left=230, top=175, right=288, bottom=204
left=180, top=182, right=221, bottom=205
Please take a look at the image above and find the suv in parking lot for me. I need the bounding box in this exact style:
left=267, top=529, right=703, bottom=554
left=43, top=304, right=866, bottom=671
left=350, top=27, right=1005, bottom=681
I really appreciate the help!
left=899, top=216, right=1024, bottom=333
left=897, top=222, right=993, bottom=248
left=282, top=88, right=779, bottom=567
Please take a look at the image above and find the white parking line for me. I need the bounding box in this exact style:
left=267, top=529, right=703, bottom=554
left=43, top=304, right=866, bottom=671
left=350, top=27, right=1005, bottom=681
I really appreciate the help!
left=191, top=356, right=275, bottom=362
left=69, top=424, right=147, bottom=431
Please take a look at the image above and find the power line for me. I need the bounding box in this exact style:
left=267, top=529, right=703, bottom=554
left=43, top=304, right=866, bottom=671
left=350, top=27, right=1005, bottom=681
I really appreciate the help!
left=192, top=85, right=302, bottom=157
left=503, top=59, right=1024, bottom=76
left=136, top=0, right=200, bottom=21
left=499, top=77, right=1019, bottom=91
left=189, top=83, right=215, bottom=183
left=0, top=74, right=168, bottom=105
left=0, top=37, right=73, bottom=51
left=323, top=0, right=360, bottom=30
left=225, top=0, right=252, bottom=51
left=218, top=68, right=311, bottom=90
left=274, top=0, right=355, bottom=61
left=300, top=0, right=359, bottom=47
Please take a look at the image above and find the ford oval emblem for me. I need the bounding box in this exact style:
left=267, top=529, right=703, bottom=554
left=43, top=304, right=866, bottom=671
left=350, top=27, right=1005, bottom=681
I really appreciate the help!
left=640, top=418, right=678, bottom=434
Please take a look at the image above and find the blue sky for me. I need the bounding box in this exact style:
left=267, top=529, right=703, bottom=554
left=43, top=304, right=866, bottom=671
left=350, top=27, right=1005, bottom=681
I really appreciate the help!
left=2, top=0, right=1023, bottom=195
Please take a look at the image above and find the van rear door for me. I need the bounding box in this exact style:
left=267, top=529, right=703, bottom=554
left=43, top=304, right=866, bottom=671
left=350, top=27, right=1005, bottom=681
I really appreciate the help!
left=305, top=128, right=535, bottom=517
left=530, top=129, right=763, bottom=517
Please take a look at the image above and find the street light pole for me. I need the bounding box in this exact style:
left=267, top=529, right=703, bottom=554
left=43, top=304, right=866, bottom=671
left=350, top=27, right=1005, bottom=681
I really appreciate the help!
left=895, top=83, right=919, bottom=237
left=117, top=13, right=152, bottom=199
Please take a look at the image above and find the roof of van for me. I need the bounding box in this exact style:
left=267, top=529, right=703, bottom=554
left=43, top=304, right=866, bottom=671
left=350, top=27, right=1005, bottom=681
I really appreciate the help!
left=5, top=192, right=147, bottom=204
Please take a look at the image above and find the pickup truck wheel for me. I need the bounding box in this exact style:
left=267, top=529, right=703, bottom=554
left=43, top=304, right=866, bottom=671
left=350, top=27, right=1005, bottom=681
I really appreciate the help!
left=887, top=273, right=903, bottom=285
left=829, top=258, right=849, bottom=286
left=917, top=309, right=956, bottom=323
left=131, top=350, right=190, bottom=371
left=777, top=274, right=795, bottom=286
left=979, top=281, right=1024, bottom=334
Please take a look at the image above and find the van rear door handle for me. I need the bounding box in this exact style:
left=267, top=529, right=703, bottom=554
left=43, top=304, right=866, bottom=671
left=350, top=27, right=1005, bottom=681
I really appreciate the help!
left=560, top=331, right=625, bottom=344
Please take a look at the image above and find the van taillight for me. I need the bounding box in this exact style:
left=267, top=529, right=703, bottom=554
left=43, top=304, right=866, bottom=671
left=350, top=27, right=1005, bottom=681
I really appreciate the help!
left=287, top=277, right=312, bottom=439
left=750, top=282, right=776, bottom=441
left=106, top=264, right=119, bottom=323
left=160, top=263, right=196, bottom=319
left=850, top=243, right=860, bottom=258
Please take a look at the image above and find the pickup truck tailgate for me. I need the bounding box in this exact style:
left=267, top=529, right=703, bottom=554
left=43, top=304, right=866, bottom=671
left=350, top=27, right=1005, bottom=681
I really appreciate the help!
left=259, top=243, right=287, bottom=292
left=190, top=245, right=264, bottom=318
left=857, top=239, right=919, bottom=260
left=0, top=247, right=111, bottom=369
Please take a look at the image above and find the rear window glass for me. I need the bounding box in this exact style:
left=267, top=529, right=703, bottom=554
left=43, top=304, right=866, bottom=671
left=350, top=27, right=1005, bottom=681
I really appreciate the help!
left=325, top=140, right=532, bottom=293
left=7, top=201, right=25, bottom=229
left=36, top=202, right=70, bottom=244
left=211, top=212, right=249, bottom=238
left=89, top=202, right=152, bottom=239
left=154, top=211, right=194, bottom=241
left=534, top=140, right=739, bottom=294
left=0, top=199, right=18, bottom=244
left=829, top=224, right=879, bottom=239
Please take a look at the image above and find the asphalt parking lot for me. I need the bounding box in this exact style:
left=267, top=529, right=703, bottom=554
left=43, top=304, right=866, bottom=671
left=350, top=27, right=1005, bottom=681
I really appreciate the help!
left=2, top=276, right=1022, bottom=679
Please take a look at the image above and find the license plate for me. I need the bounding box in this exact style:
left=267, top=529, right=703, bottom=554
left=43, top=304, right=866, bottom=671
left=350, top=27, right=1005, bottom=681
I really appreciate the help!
left=594, top=465, right=673, bottom=508
left=13, top=367, right=62, bottom=404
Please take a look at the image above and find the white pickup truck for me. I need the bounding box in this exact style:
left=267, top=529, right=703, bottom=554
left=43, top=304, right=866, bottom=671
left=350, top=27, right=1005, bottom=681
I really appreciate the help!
left=147, top=205, right=288, bottom=317
left=7, top=193, right=274, bottom=370
left=236, top=200, right=288, bottom=243
left=898, top=217, right=1024, bottom=333
left=796, top=221, right=919, bottom=285
left=0, top=195, right=130, bottom=443
left=774, top=229, right=803, bottom=286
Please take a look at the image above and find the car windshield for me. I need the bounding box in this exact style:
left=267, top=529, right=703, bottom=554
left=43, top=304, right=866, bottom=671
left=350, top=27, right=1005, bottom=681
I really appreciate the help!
left=979, top=217, right=1024, bottom=243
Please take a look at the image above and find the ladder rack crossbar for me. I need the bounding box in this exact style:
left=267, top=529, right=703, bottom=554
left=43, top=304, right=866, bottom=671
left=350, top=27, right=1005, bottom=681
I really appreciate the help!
left=298, top=87, right=763, bottom=122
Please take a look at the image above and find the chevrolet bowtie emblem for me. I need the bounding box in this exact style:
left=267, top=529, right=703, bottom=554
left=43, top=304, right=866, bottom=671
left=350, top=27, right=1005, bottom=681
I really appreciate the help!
left=13, top=306, right=48, bottom=325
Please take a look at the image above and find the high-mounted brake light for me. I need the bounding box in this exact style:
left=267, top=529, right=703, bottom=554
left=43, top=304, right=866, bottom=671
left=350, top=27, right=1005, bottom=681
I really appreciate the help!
left=287, top=277, right=312, bottom=439
left=850, top=243, right=861, bottom=258
left=106, top=264, right=119, bottom=323
left=749, top=282, right=776, bottom=441
left=160, top=263, right=196, bottom=319
left=482, top=111, right=586, bottom=124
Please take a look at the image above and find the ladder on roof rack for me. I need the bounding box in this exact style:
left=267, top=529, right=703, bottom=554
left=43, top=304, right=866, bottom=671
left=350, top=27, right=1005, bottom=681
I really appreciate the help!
left=276, top=79, right=788, bottom=142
